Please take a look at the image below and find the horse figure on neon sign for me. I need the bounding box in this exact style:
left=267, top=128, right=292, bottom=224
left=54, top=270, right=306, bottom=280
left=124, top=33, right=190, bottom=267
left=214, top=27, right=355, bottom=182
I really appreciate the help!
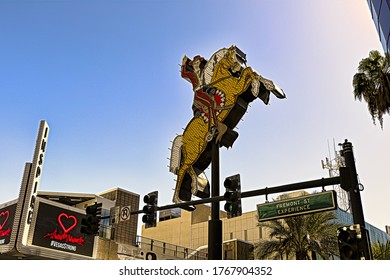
left=169, top=45, right=286, bottom=207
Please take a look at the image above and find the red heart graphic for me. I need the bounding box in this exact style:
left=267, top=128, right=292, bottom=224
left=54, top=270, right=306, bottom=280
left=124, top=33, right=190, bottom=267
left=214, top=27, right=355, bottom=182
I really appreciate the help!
left=0, top=210, right=9, bottom=230
left=57, top=213, right=77, bottom=234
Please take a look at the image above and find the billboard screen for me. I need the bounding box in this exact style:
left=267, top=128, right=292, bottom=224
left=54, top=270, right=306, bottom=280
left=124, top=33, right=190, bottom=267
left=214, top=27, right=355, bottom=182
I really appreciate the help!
left=31, top=201, right=95, bottom=257
left=0, top=203, right=17, bottom=246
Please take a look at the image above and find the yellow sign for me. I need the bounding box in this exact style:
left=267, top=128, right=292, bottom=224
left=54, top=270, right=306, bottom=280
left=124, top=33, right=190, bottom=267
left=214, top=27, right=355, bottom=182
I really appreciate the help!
left=170, top=46, right=285, bottom=205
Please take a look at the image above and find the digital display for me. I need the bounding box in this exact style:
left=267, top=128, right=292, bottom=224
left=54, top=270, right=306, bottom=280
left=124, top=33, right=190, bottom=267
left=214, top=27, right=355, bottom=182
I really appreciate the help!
left=0, top=203, right=17, bottom=246
left=32, top=202, right=95, bottom=257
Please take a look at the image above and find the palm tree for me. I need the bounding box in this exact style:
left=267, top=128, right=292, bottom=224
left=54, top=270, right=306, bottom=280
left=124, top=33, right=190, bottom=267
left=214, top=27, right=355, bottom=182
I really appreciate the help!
left=254, top=211, right=343, bottom=260
left=352, top=50, right=390, bottom=128
left=371, top=240, right=390, bottom=260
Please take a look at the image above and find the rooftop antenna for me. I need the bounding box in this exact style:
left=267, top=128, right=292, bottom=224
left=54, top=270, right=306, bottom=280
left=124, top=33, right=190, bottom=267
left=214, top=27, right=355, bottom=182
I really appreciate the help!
left=321, top=139, right=350, bottom=212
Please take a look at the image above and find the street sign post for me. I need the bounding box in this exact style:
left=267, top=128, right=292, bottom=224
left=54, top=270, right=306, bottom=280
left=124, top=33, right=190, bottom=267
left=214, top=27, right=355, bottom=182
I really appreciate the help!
left=257, top=190, right=337, bottom=222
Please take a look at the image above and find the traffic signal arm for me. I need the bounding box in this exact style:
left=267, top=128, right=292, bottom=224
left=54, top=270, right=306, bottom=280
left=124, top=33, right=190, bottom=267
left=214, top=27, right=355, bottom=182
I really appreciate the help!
left=132, top=177, right=342, bottom=215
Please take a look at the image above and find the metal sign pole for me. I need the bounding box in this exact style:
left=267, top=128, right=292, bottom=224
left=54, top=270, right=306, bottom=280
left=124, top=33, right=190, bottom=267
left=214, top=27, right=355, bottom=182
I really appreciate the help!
left=341, top=140, right=372, bottom=259
left=208, top=141, right=222, bottom=260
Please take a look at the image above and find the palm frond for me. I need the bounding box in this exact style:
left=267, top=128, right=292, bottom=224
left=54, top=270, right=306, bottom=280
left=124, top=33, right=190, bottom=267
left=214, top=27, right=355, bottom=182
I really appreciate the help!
left=254, top=211, right=342, bottom=260
left=353, top=50, right=390, bottom=128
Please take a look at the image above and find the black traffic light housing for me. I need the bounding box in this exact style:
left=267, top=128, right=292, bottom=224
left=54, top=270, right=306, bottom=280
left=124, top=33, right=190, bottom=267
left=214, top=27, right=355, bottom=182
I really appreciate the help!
left=81, top=202, right=102, bottom=235
left=223, top=174, right=242, bottom=219
left=337, top=224, right=365, bottom=260
left=142, top=191, right=158, bottom=228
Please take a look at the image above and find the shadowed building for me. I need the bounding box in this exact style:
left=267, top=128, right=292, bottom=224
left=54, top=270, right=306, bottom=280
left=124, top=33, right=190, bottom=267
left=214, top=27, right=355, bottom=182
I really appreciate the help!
left=367, top=0, right=390, bottom=52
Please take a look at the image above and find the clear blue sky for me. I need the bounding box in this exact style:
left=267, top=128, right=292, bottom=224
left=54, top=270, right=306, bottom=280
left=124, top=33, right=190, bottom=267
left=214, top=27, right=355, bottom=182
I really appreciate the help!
left=1, top=0, right=389, bottom=232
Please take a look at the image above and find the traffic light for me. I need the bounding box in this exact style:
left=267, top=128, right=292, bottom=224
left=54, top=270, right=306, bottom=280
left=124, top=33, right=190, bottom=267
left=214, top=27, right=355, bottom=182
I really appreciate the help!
left=337, top=224, right=364, bottom=260
left=142, top=191, right=158, bottom=228
left=223, top=174, right=242, bottom=219
left=81, top=202, right=102, bottom=235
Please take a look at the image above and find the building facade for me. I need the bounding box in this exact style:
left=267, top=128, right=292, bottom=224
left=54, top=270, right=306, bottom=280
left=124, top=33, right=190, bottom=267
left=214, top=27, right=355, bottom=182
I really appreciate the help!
left=367, top=0, right=390, bottom=53
left=98, top=188, right=139, bottom=247
left=142, top=203, right=390, bottom=260
left=0, top=188, right=139, bottom=260
left=140, top=205, right=257, bottom=260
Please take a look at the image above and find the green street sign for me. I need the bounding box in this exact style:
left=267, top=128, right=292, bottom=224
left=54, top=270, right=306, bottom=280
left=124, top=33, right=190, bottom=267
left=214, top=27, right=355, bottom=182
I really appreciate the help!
left=257, top=190, right=338, bottom=222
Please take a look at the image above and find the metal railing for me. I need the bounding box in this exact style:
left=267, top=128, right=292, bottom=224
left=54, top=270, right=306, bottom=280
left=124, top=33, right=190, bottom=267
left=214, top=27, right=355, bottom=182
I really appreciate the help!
left=136, top=235, right=208, bottom=260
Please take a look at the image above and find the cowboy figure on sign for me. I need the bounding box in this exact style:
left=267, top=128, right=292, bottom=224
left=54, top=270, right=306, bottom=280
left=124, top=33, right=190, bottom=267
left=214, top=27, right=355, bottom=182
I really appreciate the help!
left=170, top=46, right=286, bottom=206
left=181, top=54, right=228, bottom=142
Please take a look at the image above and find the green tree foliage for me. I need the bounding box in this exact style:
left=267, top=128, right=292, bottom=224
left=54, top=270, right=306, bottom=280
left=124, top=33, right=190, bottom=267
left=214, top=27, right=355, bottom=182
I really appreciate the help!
left=254, top=211, right=343, bottom=260
left=372, top=240, right=390, bottom=260
left=353, top=50, right=390, bottom=128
